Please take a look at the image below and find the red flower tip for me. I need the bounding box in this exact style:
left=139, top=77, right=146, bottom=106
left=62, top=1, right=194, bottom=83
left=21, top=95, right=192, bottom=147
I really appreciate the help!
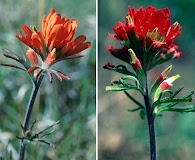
left=103, top=62, right=116, bottom=69
left=159, top=75, right=180, bottom=90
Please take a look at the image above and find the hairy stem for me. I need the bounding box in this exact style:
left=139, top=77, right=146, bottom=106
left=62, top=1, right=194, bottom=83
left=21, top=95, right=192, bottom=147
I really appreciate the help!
left=144, top=72, right=156, bottom=160
left=18, top=75, right=44, bottom=160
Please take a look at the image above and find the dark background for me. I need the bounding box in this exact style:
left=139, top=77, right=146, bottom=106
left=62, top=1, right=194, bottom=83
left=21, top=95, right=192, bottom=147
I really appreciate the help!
left=0, top=0, right=96, bottom=159
left=98, top=0, right=195, bottom=160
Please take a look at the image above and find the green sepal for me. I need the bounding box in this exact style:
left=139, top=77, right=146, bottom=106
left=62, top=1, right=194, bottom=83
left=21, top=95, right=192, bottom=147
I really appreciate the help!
left=128, top=49, right=145, bottom=86
left=151, top=53, right=176, bottom=69
left=145, top=47, right=162, bottom=70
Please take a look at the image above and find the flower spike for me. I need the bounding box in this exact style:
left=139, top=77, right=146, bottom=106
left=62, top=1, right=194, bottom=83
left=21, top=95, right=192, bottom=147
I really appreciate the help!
left=107, top=6, right=182, bottom=70
left=15, top=8, right=91, bottom=82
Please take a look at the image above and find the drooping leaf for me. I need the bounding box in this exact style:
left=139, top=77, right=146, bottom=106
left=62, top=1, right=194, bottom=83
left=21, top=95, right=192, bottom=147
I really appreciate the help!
left=120, top=75, right=140, bottom=87
left=124, top=90, right=144, bottom=109
left=2, top=48, right=31, bottom=70
left=106, top=75, right=146, bottom=95
left=103, top=63, right=136, bottom=76
left=0, top=63, right=26, bottom=71
left=128, top=107, right=141, bottom=112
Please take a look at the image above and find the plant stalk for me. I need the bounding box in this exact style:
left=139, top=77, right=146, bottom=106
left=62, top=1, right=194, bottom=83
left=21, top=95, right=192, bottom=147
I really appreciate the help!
left=18, top=75, right=44, bottom=160
left=144, top=72, right=157, bottom=160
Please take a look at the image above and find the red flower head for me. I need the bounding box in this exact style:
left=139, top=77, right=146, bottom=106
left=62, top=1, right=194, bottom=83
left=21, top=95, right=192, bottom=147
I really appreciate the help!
left=16, top=8, right=91, bottom=82
left=108, top=6, right=182, bottom=70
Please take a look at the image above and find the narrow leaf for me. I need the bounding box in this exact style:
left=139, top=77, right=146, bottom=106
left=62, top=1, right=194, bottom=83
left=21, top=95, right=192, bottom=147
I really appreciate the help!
left=124, top=90, right=144, bottom=109
left=0, top=63, right=26, bottom=71
left=158, top=105, right=195, bottom=113
left=120, top=75, right=140, bottom=87
left=128, top=107, right=141, bottom=112
left=170, top=86, right=184, bottom=98
left=106, top=84, right=145, bottom=95
left=103, top=63, right=136, bottom=76
left=159, top=98, right=192, bottom=104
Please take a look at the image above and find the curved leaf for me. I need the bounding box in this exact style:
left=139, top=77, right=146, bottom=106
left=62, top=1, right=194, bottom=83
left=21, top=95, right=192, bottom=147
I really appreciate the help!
left=103, top=63, right=136, bottom=76
left=124, top=90, right=144, bottom=109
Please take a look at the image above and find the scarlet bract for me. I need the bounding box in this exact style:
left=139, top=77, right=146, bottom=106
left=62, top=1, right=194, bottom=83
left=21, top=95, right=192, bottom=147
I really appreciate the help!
left=108, top=6, right=182, bottom=70
left=15, top=8, right=91, bottom=81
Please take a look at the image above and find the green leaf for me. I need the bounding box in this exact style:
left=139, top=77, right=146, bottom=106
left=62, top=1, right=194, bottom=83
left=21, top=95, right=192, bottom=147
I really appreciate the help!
left=158, top=97, right=192, bottom=105
left=106, top=75, right=146, bottom=95
left=170, top=86, right=184, bottom=98
left=104, top=155, right=110, bottom=160
left=139, top=109, right=146, bottom=119
left=2, top=48, right=30, bottom=70
left=128, top=107, right=141, bottom=112
left=152, top=86, right=195, bottom=116
left=106, top=84, right=140, bottom=92
left=152, top=89, right=172, bottom=107
left=103, top=63, right=136, bottom=76
left=157, top=105, right=195, bottom=113
left=0, top=63, right=26, bottom=71
left=120, top=75, right=140, bottom=87
left=124, top=90, right=144, bottom=109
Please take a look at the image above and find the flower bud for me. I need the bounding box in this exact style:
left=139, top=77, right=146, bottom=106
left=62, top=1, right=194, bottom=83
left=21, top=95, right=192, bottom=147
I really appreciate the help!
left=46, top=48, right=57, bottom=65
left=26, top=49, right=38, bottom=66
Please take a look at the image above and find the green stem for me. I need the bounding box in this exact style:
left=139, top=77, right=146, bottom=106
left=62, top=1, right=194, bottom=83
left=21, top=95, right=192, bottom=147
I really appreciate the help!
left=144, top=72, right=157, bottom=160
left=18, top=75, right=44, bottom=160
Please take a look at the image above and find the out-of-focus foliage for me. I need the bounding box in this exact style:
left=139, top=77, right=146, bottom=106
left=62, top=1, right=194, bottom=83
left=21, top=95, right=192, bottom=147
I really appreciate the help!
left=0, top=0, right=96, bottom=159
left=99, top=0, right=195, bottom=160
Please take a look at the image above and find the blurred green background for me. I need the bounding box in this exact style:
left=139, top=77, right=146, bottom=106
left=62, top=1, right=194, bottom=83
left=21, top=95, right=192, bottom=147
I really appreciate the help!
left=0, top=0, right=95, bottom=160
left=98, top=0, right=195, bottom=160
